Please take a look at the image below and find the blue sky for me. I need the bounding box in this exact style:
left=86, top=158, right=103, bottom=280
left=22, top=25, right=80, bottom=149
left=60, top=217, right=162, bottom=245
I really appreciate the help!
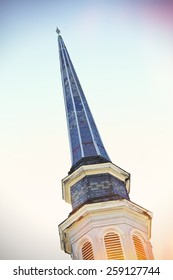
left=1, top=0, right=173, bottom=259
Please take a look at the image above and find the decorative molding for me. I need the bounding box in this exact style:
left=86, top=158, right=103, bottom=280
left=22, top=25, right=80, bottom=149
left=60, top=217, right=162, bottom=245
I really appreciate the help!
left=59, top=199, right=152, bottom=255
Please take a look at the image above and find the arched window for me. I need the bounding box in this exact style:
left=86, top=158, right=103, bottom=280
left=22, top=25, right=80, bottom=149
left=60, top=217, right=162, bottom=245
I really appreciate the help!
left=82, top=241, right=94, bottom=260
left=104, top=232, right=124, bottom=260
left=133, top=235, right=147, bottom=260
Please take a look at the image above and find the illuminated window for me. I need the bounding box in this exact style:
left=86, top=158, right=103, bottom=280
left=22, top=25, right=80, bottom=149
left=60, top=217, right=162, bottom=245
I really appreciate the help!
left=82, top=241, right=94, bottom=260
left=133, top=235, right=147, bottom=260
left=104, top=232, right=124, bottom=260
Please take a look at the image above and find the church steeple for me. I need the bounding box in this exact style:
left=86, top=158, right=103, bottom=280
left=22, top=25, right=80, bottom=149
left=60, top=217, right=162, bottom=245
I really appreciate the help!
left=57, top=30, right=154, bottom=260
left=57, top=31, right=110, bottom=173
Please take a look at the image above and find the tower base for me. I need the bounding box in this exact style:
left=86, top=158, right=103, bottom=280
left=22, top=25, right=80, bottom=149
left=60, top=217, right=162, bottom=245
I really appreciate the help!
left=59, top=199, right=154, bottom=260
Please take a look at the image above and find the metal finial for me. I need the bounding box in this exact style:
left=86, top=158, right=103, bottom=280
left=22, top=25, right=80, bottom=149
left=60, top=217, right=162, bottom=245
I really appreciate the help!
left=56, top=27, right=61, bottom=35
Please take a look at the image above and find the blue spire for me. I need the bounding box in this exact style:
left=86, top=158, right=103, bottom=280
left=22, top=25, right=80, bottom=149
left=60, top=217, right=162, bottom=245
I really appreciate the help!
left=57, top=33, right=111, bottom=172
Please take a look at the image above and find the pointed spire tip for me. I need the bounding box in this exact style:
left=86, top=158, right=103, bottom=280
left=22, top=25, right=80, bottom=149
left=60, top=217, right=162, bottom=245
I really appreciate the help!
left=56, top=27, right=61, bottom=35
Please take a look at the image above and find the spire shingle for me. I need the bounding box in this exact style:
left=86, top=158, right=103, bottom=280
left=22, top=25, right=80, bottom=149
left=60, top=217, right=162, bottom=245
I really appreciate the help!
left=58, top=35, right=110, bottom=172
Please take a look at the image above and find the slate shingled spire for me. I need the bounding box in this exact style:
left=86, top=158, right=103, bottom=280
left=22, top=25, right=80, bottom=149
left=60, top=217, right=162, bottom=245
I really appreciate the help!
left=57, top=30, right=154, bottom=261
left=57, top=33, right=110, bottom=173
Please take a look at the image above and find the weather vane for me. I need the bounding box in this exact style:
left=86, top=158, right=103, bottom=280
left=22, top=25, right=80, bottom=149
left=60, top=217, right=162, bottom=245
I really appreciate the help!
left=56, top=27, right=61, bottom=35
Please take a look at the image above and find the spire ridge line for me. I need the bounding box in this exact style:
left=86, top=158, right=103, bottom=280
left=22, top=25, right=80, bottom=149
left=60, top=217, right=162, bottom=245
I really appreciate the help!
left=58, top=34, right=111, bottom=171
left=64, top=41, right=101, bottom=157
left=60, top=39, right=85, bottom=158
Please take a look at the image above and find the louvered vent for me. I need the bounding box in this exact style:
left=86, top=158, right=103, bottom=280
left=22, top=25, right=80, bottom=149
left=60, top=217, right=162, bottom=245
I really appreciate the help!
left=104, top=232, right=124, bottom=260
left=82, top=241, right=94, bottom=260
left=133, top=235, right=147, bottom=260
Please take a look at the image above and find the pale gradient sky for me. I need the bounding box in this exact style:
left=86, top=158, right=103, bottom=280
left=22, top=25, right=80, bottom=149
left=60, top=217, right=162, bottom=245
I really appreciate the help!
left=0, top=0, right=173, bottom=259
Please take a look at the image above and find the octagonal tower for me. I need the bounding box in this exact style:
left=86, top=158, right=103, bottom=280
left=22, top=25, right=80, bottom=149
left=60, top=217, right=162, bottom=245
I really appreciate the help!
left=56, top=29, right=154, bottom=260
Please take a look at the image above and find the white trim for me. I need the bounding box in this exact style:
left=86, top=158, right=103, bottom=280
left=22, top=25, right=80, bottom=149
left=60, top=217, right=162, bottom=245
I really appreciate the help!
left=130, top=229, right=149, bottom=243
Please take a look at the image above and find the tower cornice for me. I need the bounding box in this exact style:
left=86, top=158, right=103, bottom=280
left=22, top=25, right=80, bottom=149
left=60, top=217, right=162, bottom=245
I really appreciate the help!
left=59, top=199, right=152, bottom=255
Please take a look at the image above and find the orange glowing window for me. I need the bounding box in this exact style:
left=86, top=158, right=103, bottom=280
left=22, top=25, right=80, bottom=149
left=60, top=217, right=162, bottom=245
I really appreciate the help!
left=82, top=241, right=94, bottom=260
left=104, top=232, right=124, bottom=260
left=133, top=235, right=147, bottom=260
